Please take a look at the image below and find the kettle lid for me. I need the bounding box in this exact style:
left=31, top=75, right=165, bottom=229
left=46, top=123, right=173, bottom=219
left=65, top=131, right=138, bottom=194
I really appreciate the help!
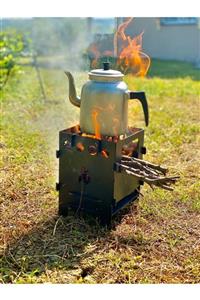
left=88, top=62, right=124, bottom=82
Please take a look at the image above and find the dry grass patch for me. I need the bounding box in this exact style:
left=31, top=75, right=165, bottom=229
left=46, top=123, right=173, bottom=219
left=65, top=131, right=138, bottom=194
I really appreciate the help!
left=0, top=60, right=200, bottom=283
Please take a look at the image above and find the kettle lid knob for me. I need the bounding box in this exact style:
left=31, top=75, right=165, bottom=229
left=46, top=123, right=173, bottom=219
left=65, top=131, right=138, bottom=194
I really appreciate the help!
left=103, top=62, right=110, bottom=70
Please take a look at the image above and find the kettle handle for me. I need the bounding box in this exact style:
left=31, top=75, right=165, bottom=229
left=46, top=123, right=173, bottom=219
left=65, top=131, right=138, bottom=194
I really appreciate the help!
left=129, top=91, right=149, bottom=126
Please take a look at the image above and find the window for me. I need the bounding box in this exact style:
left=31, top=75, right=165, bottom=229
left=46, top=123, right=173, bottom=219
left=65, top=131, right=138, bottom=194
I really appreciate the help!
left=160, top=17, right=198, bottom=26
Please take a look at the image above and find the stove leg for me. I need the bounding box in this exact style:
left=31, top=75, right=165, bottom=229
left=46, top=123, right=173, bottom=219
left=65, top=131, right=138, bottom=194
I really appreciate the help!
left=98, top=205, right=112, bottom=227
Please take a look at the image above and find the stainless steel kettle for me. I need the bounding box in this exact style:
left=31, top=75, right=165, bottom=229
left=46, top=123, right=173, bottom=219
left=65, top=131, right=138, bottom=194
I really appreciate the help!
left=65, top=62, right=149, bottom=137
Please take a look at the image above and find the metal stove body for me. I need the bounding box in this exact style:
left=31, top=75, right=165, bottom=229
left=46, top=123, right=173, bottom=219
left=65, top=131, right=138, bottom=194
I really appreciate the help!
left=56, top=125, right=146, bottom=225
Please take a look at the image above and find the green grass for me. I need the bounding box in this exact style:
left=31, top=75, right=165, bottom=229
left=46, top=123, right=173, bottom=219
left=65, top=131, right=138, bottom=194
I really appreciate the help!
left=148, top=59, right=200, bottom=81
left=0, top=60, right=200, bottom=283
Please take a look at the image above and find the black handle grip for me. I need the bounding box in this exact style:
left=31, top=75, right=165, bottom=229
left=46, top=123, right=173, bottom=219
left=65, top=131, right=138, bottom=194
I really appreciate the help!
left=129, top=91, right=149, bottom=126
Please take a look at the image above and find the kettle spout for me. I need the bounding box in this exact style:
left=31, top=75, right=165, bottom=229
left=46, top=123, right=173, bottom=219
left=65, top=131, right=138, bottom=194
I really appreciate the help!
left=65, top=71, right=81, bottom=107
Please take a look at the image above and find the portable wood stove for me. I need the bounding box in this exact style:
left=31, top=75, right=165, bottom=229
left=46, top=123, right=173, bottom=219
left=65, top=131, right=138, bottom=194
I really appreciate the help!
left=56, top=62, right=149, bottom=225
left=56, top=125, right=146, bottom=225
left=55, top=62, right=180, bottom=224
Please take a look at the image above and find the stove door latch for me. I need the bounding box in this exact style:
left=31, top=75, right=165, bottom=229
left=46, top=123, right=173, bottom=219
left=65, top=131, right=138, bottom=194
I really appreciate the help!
left=78, top=168, right=91, bottom=184
left=141, top=146, right=147, bottom=155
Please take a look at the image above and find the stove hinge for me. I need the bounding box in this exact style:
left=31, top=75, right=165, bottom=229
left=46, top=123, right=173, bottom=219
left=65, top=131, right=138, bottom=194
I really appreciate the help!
left=56, top=150, right=61, bottom=158
left=56, top=182, right=61, bottom=191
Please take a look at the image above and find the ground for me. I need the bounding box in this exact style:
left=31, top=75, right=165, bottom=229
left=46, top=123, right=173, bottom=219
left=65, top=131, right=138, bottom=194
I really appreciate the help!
left=0, top=59, right=200, bottom=283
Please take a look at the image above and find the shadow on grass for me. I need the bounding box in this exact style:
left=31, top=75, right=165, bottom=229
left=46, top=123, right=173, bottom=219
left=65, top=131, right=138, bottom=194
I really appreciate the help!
left=1, top=216, right=103, bottom=283
left=1, top=204, right=138, bottom=283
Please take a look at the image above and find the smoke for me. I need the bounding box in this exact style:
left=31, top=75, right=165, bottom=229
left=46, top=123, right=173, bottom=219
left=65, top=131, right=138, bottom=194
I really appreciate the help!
left=3, top=17, right=117, bottom=71
left=29, top=17, right=91, bottom=71
left=2, top=17, right=116, bottom=164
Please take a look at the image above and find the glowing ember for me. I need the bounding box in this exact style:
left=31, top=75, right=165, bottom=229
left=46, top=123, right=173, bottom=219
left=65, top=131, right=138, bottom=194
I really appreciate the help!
left=101, top=149, right=109, bottom=158
left=81, top=133, right=97, bottom=139
left=76, top=142, right=84, bottom=152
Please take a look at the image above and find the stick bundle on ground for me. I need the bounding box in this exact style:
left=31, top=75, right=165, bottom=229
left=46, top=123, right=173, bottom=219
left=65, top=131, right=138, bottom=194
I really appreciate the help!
left=116, top=156, right=179, bottom=191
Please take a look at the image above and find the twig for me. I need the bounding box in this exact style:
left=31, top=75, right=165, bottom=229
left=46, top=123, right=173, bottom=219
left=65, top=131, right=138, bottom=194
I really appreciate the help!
left=52, top=216, right=62, bottom=236
left=122, top=156, right=168, bottom=175
left=122, top=167, right=177, bottom=190
left=116, top=155, right=179, bottom=191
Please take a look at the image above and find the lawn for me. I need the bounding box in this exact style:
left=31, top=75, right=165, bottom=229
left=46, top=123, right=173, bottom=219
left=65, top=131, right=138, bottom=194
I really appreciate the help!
left=0, top=59, right=200, bottom=283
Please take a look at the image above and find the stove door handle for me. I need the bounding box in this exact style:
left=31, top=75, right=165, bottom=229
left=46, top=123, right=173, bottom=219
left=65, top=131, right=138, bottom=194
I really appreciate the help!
left=129, top=91, right=149, bottom=126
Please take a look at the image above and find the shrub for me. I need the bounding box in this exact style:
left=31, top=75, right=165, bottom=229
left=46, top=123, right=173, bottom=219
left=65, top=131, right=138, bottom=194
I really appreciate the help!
left=0, top=30, right=28, bottom=89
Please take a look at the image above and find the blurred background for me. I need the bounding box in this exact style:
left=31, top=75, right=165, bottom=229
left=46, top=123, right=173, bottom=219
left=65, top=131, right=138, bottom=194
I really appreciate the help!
left=1, top=17, right=200, bottom=76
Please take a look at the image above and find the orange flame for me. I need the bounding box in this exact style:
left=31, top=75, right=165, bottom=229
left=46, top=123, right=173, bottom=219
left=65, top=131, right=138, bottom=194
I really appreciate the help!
left=92, top=110, right=101, bottom=139
left=114, top=17, right=133, bottom=54
left=88, top=43, right=101, bottom=69
left=88, top=17, right=150, bottom=77
left=115, top=18, right=151, bottom=76
left=88, top=43, right=113, bottom=69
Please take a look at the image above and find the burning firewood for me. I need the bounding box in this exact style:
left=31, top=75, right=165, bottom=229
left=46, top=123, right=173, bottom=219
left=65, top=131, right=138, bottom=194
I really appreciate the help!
left=116, top=156, right=179, bottom=191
